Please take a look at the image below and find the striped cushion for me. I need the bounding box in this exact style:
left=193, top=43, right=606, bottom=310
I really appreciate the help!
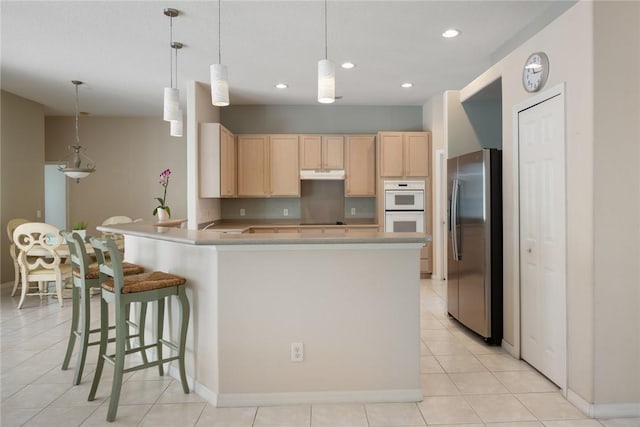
left=102, top=271, right=186, bottom=294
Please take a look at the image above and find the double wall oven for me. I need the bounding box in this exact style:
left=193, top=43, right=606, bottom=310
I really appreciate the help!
left=384, top=181, right=425, bottom=233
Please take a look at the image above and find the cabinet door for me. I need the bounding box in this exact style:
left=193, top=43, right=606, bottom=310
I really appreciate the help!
left=405, top=132, right=430, bottom=177
left=322, top=136, right=344, bottom=169
left=237, top=135, right=269, bottom=196
left=299, top=135, right=322, bottom=169
left=379, top=132, right=404, bottom=177
left=220, top=126, right=236, bottom=197
left=345, top=135, right=376, bottom=196
left=270, top=135, right=300, bottom=196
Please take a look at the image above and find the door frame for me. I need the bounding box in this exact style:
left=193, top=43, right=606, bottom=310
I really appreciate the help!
left=432, top=148, right=446, bottom=280
left=511, top=82, right=567, bottom=391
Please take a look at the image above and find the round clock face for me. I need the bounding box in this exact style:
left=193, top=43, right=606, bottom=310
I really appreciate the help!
left=523, top=52, right=549, bottom=92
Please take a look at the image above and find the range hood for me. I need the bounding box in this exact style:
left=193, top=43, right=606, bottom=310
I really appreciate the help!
left=300, top=169, right=345, bottom=180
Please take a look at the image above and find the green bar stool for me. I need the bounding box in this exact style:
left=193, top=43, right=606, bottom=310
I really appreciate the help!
left=87, top=236, right=190, bottom=422
left=60, top=231, right=146, bottom=385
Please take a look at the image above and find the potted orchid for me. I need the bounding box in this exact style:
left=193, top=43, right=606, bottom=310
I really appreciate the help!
left=153, top=168, right=172, bottom=222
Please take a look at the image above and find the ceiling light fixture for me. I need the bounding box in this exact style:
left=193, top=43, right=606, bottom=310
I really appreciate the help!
left=170, top=41, right=184, bottom=137
left=58, top=80, right=96, bottom=183
left=317, top=0, right=335, bottom=104
left=401, top=82, right=414, bottom=88
left=210, top=0, right=229, bottom=106
left=442, top=28, right=460, bottom=38
left=163, top=8, right=181, bottom=122
left=341, top=62, right=355, bottom=69
left=275, top=83, right=288, bottom=89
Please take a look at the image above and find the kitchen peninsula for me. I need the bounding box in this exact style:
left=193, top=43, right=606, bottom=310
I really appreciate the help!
left=98, top=221, right=429, bottom=407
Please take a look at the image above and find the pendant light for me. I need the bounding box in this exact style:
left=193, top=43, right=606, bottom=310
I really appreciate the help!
left=318, top=0, right=335, bottom=104
left=170, top=41, right=184, bottom=137
left=58, top=80, right=96, bottom=183
left=163, top=8, right=180, bottom=122
left=210, top=0, right=229, bottom=106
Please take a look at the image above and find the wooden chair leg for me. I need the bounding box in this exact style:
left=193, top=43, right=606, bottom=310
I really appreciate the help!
left=72, top=286, right=93, bottom=385
left=61, top=285, right=80, bottom=371
left=156, top=298, right=165, bottom=376
left=88, top=297, right=108, bottom=401
left=138, top=302, right=149, bottom=365
left=55, top=276, right=64, bottom=308
left=107, top=303, right=127, bottom=422
left=11, top=261, right=20, bottom=297
left=177, top=288, right=190, bottom=393
left=17, top=276, right=28, bottom=309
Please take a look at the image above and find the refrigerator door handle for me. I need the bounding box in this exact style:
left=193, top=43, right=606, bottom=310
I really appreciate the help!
left=450, top=178, right=460, bottom=261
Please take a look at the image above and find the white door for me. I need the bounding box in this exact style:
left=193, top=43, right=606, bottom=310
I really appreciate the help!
left=518, top=93, right=566, bottom=387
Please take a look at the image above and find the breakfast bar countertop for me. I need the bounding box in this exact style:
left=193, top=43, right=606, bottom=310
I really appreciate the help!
left=97, top=221, right=431, bottom=246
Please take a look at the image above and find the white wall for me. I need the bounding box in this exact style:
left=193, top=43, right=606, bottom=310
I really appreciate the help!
left=423, top=94, right=445, bottom=280
left=444, top=91, right=483, bottom=158
left=186, top=80, right=220, bottom=229
left=592, top=0, right=640, bottom=408
left=452, top=0, right=639, bottom=412
left=44, top=117, right=187, bottom=235
left=1, top=91, right=44, bottom=283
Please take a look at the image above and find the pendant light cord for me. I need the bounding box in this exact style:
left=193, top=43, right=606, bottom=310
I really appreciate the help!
left=218, top=0, right=222, bottom=64
left=74, top=83, right=80, bottom=146
left=169, top=15, right=174, bottom=88
left=324, top=0, right=328, bottom=60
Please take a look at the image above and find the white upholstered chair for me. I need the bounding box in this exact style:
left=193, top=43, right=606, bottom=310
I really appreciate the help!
left=13, top=222, right=72, bottom=309
left=7, top=218, right=30, bottom=296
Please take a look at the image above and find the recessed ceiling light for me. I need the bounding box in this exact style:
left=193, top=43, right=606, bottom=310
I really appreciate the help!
left=401, top=83, right=414, bottom=88
left=442, top=28, right=460, bottom=38
left=341, top=62, right=355, bottom=69
left=275, top=83, right=288, bottom=89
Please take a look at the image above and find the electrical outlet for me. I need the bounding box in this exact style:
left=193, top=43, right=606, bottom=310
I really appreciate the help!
left=240, top=208, right=245, bottom=217
left=36, top=210, right=42, bottom=219
left=283, top=208, right=289, bottom=217
left=350, top=207, right=356, bottom=216
left=291, top=342, right=303, bottom=362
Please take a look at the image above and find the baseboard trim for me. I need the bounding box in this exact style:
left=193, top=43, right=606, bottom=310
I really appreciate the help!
left=501, top=339, right=517, bottom=357
left=165, top=364, right=421, bottom=408
left=216, top=389, right=423, bottom=408
left=567, top=389, right=640, bottom=418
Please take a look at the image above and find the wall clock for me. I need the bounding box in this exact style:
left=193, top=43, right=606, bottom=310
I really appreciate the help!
left=522, top=52, right=549, bottom=93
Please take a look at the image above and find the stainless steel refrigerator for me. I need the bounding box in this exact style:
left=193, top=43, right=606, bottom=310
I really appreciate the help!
left=447, top=149, right=503, bottom=344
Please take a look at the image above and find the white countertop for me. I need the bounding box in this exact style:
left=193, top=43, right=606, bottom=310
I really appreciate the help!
left=98, top=221, right=431, bottom=246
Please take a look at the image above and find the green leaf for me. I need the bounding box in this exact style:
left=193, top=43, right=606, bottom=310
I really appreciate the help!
left=152, top=207, right=158, bottom=216
left=166, top=206, right=171, bottom=217
left=155, top=197, right=165, bottom=206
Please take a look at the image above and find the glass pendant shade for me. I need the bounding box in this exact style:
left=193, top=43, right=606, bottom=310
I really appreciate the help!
left=317, top=59, right=335, bottom=104
left=163, top=87, right=180, bottom=121
left=210, top=63, right=230, bottom=107
left=170, top=111, right=183, bottom=137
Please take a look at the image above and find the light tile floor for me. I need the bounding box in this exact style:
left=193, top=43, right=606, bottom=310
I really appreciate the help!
left=1, top=279, right=638, bottom=427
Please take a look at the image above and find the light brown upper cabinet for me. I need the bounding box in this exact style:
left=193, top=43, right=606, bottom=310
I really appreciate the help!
left=299, top=135, right=344, bottom=169
left=199, top=123, right=236, bottom=198
left=269, top=134, right=300, bottom=196
left=378, top=131, right=431, bottom=177
left=237, top=134, right=300, bottom=197
left=345, top=135, right=376, bottom=197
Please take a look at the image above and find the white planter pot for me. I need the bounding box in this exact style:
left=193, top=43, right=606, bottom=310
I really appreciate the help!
left=157, top=208, right=170, bottom=222
left=73, top=229, right=87, bottom=240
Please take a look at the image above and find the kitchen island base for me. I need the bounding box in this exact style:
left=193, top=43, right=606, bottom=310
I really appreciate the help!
left=111, top=228, right=425, bottom=407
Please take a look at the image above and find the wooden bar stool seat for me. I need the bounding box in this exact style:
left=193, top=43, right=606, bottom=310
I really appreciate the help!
left=61, top=231, right=146, bottom=386
left=87, top=236, right=190, bottom=422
